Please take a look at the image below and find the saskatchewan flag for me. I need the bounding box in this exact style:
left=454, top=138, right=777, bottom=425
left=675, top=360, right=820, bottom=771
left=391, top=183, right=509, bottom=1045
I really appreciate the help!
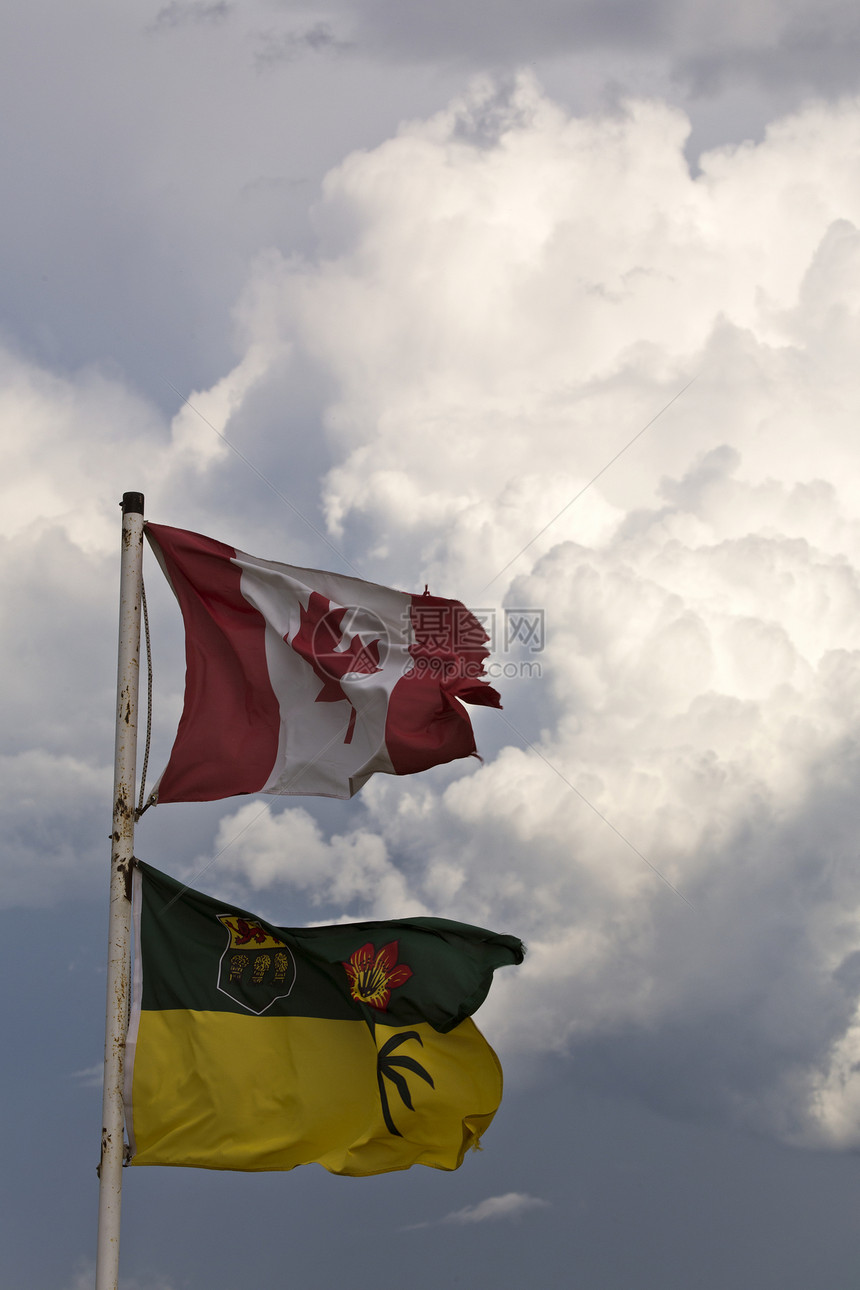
left=124, top=862, right=524, bottom=1176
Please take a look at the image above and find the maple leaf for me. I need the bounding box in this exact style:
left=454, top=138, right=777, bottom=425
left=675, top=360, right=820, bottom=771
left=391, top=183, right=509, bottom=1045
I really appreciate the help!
left=287, top=592, right=382, bottom=741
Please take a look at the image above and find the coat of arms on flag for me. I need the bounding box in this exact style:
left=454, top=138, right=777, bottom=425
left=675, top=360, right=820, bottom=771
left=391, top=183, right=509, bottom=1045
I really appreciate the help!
left=124, top=862, right=524, bottom=1176
left=216, top=915, right=297, bottom=1015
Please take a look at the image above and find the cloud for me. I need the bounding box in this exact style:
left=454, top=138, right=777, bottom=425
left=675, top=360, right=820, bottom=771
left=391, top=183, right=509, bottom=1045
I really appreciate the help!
left=165, top=78, right=860, bottom=1151
left=445, top=1192, right=551, bottom=1223
left=137, top=0, right=860, bottom=102
left=254, top=22, right=354, bottom=71
left=0, top=340, right=287, bottom=908
left=0, top=750, right=111, bottom=908
left=192, top=802, right=420, bottom=920
left=69, top=1064, right=104, bottom=1088
left=408, top=1192, right=550, bottom=1228
left=679, top=4, right=860, bottom=97
left=148, top=2, right=232, bottom=32
left=230, top=76, right=860, bottom=594
left=339, top=0, right=860, bottom=99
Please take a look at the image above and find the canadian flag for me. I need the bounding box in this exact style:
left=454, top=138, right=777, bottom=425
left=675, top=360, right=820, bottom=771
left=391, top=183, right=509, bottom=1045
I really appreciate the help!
left=145, top=524, right=501, bottom=801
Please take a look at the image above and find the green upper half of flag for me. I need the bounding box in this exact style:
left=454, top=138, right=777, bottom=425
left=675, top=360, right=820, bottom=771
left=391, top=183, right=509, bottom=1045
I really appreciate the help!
left=136, top=861, right=524, bottom=1031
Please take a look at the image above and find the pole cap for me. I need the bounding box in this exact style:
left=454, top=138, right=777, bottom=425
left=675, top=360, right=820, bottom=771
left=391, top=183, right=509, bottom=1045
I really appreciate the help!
left=121, top=492, right=145, bottom=516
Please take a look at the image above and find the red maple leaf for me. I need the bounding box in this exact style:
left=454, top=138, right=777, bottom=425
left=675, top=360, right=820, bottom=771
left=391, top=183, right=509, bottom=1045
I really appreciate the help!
left=287, top=592, right=382, bottom=742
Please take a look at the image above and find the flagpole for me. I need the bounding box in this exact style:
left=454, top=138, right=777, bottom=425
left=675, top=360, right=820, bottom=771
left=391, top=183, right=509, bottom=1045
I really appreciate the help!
left=96, top=491, right=145, bottom=1290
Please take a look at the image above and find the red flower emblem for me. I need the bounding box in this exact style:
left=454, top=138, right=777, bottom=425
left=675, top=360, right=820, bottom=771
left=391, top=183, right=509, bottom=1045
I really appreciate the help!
left=342, top=941, right=413, bottom=1011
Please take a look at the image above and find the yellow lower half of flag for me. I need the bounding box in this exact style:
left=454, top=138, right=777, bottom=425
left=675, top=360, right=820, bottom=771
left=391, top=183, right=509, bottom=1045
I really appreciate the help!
left=125, top=1011, right=502, bottom=1175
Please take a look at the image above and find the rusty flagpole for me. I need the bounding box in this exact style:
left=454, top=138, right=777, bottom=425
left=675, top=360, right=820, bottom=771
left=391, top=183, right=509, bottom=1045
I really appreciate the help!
left=96, top=492, right=145, bottom=1290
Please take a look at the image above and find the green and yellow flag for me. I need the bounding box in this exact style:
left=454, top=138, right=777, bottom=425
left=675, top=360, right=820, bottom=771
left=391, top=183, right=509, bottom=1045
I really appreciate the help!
left=124, top=862, right=524, bottom=1176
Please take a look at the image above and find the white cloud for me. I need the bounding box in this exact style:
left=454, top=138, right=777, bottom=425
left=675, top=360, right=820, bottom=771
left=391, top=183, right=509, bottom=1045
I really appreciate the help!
left=0, top=347, right=164, bottom=553
left=403, top=1190, right=550, bottom=1229
left=0, top=751, right=110, bottom=908
left=69, top=1064, right=104, bottom=1088
left=0, top=339, right=273, bottom=559
left=196, top=802, right=421, bottom=919
left=170, top=80, right=860, bottom=1150
left=0, top=337, right=289, bottom=907
left=442, top=1192, right=551, bottom=1223
left=226, top=79, right=860, bottom=596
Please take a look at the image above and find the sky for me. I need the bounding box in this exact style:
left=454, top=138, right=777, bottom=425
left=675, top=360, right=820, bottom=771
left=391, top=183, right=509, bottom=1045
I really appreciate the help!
left=5, top=1, right=860, bottom=1286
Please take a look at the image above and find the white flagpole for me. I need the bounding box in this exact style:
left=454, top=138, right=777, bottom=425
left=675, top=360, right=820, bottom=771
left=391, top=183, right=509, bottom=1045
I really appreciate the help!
left=96, top=491, right=145, bottom=1290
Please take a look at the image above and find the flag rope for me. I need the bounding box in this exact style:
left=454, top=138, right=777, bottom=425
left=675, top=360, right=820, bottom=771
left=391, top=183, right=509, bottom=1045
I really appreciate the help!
left=136, top=576, right=154, bottom=820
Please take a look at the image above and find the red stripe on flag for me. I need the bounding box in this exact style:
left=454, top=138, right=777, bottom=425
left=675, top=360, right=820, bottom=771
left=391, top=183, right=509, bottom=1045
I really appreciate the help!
left=146, top=523, right=281, bottom=802
left=385, top=593, right=501, bottom=776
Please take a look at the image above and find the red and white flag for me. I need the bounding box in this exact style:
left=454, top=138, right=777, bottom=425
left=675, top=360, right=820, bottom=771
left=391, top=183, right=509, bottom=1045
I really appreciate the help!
left=146, top=523, right=501, bottom=802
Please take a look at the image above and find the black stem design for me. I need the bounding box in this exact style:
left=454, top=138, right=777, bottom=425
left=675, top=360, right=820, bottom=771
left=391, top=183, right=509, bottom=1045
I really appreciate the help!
left=373, top=1028, right=435, bottom=1137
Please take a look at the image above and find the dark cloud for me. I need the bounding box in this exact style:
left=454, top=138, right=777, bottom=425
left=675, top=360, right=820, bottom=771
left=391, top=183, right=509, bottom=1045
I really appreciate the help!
left=148, top=1, right=232, bottom=32
left=336, top=0, right=860, bottom=101
left=351, top=0, right=672, bottom=63
left=682, top=33, right=860, bottom=99
left=551, top=732, right=860, bottom=1141
left=254, top=22, right=354, bottom=70
left=122, top=0, right=860, bottom=104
